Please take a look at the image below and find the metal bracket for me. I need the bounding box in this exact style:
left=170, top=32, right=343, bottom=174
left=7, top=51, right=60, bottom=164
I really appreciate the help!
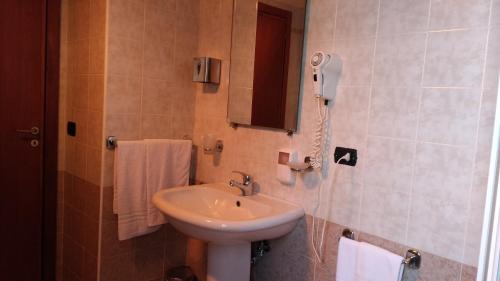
left=215, top=140, right=224, bottom=152
left=403, top=249, right=421, bottom=269
left=341, top=228, right=355, bottom=240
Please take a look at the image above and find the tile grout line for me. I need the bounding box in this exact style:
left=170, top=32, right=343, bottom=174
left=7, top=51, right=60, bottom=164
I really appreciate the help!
left=403, top=0, right=432, bottom=247
left=138, top=2, right=146, bottom=140
left=366, top=134, right=473, bottom=149
left=357, top=0, right=382, bottom=239
left=169, top=0, right=180, bottom=138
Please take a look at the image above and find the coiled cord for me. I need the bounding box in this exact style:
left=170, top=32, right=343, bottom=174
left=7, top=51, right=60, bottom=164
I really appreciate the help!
left=310, top=98, right=328, bottom=169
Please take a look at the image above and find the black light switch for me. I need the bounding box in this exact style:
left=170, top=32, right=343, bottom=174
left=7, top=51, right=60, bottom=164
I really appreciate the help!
left=334, top=147, right=357, bottom=166
left=67, top=121, right=76, bottom=137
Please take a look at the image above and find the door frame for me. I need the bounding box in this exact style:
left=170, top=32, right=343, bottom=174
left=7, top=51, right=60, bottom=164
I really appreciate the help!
left=251, top=2, right=292, bottom=128
left=42, top=0, right=60, bottom=280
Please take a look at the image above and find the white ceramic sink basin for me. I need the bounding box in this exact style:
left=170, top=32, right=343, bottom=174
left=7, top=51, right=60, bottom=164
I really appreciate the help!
left=152, top=183, right=304, bottom=244
left=152, top=183, right=304, bottom=281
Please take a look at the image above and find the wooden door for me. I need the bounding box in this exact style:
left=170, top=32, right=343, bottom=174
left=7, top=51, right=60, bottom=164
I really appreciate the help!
left=251, top=3, right=292, bottom=129
left=0, top=0, right=59, bottom=280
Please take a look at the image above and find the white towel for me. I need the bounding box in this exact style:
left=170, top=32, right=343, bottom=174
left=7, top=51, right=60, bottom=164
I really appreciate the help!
left=356, top=242, right=404, bottom=281
left=145, top=139, right=192, bottom=227
left=113, top=141, right=160, bottom=241
left=336, top=237, right=360, bottom=281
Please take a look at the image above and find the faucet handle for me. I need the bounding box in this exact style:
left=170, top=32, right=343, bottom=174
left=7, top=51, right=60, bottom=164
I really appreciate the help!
left=231, top=170, right=252, bottom=185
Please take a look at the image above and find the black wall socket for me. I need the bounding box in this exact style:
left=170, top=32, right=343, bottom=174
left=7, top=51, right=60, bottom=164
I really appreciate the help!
left=67, top=121, right=76, bottom=137
left=334, top=147, right=357, bottom=166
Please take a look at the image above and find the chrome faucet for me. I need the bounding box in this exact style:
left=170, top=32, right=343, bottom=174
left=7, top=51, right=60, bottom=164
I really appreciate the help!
left=229, top=171, right=254, bottom=196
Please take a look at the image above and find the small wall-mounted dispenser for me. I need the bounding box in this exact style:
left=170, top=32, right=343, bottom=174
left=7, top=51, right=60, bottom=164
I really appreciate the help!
left=193, top=57, right=221, bottom=84
left=277, top=149, right=298, bottom=185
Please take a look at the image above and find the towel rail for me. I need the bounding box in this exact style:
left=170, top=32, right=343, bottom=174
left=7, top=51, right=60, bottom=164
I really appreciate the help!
left=105, top=135, right=192, bottom=150
left=341, top=228, right=422, bottom=270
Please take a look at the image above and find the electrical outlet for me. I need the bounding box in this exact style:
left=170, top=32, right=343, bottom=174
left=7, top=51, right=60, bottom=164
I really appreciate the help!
left=67, top=121, right=76, bottom=137
left=334, top=147, right=357, bottom=166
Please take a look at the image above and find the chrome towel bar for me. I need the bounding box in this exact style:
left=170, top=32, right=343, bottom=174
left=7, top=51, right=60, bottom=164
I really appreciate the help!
left=342, top=228, right=422, bottom=270
left=105, top=135, right=192, bottom=150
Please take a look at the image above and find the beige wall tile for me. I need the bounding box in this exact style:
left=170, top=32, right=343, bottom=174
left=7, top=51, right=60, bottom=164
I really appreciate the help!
left=107, top=36, right=144, bottom=77
left=88, top=75, right=104, bottom=112
left=307, top=0, right=336, bottom=42
left=407, top=193, right=468, bottom=262
left=69, top=74, right=89, bottom=110
left=142, top=79, right=173, bottom=114
left=334, top=36, right=375, bottom=87
left=373, top=33, right=427, bottom=87
left=106, top=75, right=142, bottom=114
left=423, top=28, right=488, bottom=88
left=108, top=0, right=145, bottom=40
left=378, top=0, right=430, bottom=35
left=359, top=185, right=409, bottom=244
left=67, top=39, right=90, bottom=74
left=476, top=88, right=498, bottom=175
left=141, top=114, right=173, bottom=139
left=106, top=114, right=141, bottom=140
left=327, top=178, right=362, bottom=229
left=144, top=0, right=176, bottom=43
left=493, top=0, right=500, bottom=26
left=485, top=26, right=500, bottom=90
left=90, top=0, right=106, bottom=38
left=72, top=108, right=89, bottom=144
left=429, top=0, right=491, bottom=30
left=102, top=150, right=115, bottom=188
left=68, top=0, right=90, bottom=41
left=413, top=143, right=474, bottom=204
left=364, top=137, right=414, bottom=192
left=335, top=0, right=379, bottom=39
left=86, top=147, right=102, bottom=185
left=89, top=36, right=105, bottom=74
left=73, top=142, right=88, bottom=180
left=418, top=88, right=480, bottom=146
left=330, top=86, right=370, bottom=134
left=368, top=87, right=419, bottom=139
left=143, top=43, right=175, bottom=80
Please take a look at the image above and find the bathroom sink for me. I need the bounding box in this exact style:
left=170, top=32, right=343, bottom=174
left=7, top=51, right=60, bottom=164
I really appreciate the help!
left=152, top=183, right=304, bottom=281
left=152, top=183, right=304, bottom=244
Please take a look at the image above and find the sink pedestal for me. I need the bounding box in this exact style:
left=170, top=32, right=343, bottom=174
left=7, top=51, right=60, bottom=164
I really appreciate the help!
left=153, top=185, right=305, bottom=281
left=207, top=243, right=251, bottom=281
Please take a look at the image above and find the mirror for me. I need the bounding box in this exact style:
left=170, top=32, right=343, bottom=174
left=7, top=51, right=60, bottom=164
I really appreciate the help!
left=228, top=0, right=307, bottom=132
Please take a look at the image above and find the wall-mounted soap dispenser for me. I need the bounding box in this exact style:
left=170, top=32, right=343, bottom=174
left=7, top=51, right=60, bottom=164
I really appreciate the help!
left=193, top=57, right=221, bottom=84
